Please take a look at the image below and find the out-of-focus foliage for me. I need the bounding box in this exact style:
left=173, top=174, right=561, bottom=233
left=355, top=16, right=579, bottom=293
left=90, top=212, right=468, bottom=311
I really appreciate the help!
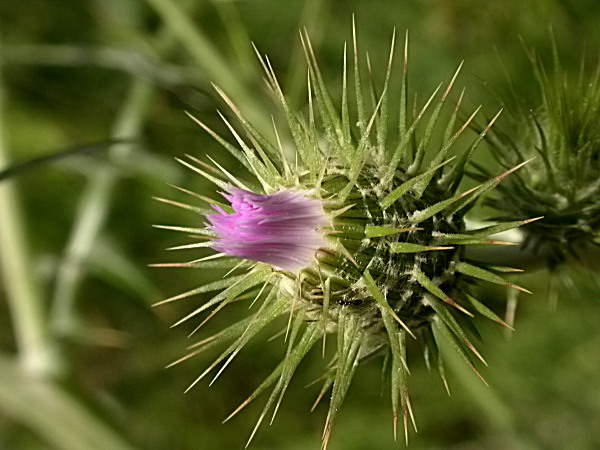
left=0, top=1, right=599, bottom=449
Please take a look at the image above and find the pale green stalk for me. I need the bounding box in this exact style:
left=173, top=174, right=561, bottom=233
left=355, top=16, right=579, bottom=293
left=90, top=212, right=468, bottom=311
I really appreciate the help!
left=0, top=354, right=134, bottom=450
left=144, top=0, right=241, bottom=89
left=213, top=2, right=255, bottom=79
left=0, top=41, right=57, bottom=377
left=50, top=79, right=154, bottom=336
left=283, top=0, right=326, bottom=106
left=49, top=4, right=199, bottom=335
left=1, top=44, right=197, bottom=86
left=143, top=0, right=271, bottom=134
left=0, top=21, right=174, bottom=450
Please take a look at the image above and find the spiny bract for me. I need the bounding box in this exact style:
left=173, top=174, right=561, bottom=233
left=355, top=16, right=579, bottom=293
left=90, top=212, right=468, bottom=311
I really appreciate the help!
left=155, top=29, right=532, bottom=448
left=474, top=46, right=600, bottom=269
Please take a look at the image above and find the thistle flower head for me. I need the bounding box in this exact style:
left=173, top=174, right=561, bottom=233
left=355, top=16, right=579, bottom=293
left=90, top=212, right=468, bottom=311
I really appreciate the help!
left=208, top=188, right=329, bottom=272
left=156, top=28, right=531, bottom=448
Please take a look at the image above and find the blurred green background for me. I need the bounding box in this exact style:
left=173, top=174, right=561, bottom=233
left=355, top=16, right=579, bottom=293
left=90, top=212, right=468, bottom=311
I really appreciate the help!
left=1, top=0, right=599, bottom=449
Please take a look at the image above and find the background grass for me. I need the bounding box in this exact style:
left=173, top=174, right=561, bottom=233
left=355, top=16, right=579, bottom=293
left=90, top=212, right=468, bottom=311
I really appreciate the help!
left=1, top=1, right=599, bottom=449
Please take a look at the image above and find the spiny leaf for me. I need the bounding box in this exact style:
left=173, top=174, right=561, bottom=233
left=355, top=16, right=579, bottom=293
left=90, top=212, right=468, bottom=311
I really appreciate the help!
left=171, top=266, right=272, bottom=327
left=167, top=314, right=257, bottom=368
left=212, top=84, right=283, bottom=168
left=256, top=48, right=320, bottom=177
left=444, top=159, right=533, bottom=217
left=322, top=311, right=363, bottom=449
left=271, top=307, right=310, bottom=422
left=167, top=184, right=234, bottom=213
left=222, top=322, right=320, bottom=428
left=433, top=236, right=516, bottom=246
left=185, top=111, right=255, bottom=175
left=432, top=315, right=488, bottom=386
left=466, top=217, right=543, bottom=237
left=398, top=30, right=409, bottom=156
left=412, top=267, right=473, bottom=317
left=246, top=322, right=321, bottom=447
left=183, top=291, right=285, bottom=391
left=380, top=157, right=456, bottom=211
left=413, top=103, right=480, bottom=197
left=374, top=29, right=396, bottom=158
left=352, top=17, right=367, bottom=136
left=384, top=83, right=443, bottom=186
left=175, top=291, right=278, bottom=370
left=152, top=273, right=250, bottom=306
left=216, top=112, right=275, bottom=190
left=379, top=306, right=411, bottom=443
left=364, top=225, right=420, bottom=238
left=311, top=375, right=335, bottom=412
left=407, top=61, right=463, bottom=176
left=482, top=265, right=524, bottom=273
left=433, top=217, right=543, bottom=245
left=149, top=257, right=242, bottom=270
left=339, top=87, right=387, bottom=200
left=463, top=293, right=514, bottom=330
left=363, top=270, right=415, bottom=338
left=442, top=109, right=503, bottom=191
left=153, top=196, right=213, bottom=215
left=301, top=30, right=346, bottom=165
left=166, top=241, right=216, bottom=251
left=442, top=87, right=465, bottom=147
left=320, top=276, right=331, bottom=357
left=426, top=297, right=486, bottom=366
left=409, top=184, right=478, bottom=226
left=453, top=261, right=532, bottom=294
left=389, top=242, right=453, bottom=253
left=270, top=117, right=293, bottom=183
left=175, top=157, right=229, bottom=189
left=421, top=326, right=449, bottom=394
left=341, top=42, right=352, bottom=151
left=206, top=155, right=252, bottom=191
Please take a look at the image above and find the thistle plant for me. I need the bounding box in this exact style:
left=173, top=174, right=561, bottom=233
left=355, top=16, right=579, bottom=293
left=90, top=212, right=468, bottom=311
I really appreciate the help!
left=475, top=47, right=600, bottom=268
left=155, top=29, right=534, bottom=447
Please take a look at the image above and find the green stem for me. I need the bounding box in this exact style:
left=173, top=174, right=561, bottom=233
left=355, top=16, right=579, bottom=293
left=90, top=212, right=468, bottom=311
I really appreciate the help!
left=0, top=41, right=57, bottom=377
left=50, top=79, right=153, bottom=336
left=1, top=44, right=198, bottom=86
left=0, top=353, right=135, bottom=450
left=143, top=0, right=271, bottom=134
left=283, top=0, right=326, bottom=106
left=144, top=0, right=241, bottom=89
left=50, top=1, right=199, bottom=339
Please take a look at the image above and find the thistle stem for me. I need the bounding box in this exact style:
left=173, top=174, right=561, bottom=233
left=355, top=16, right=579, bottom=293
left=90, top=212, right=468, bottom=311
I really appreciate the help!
left=49, top=17, right=188, bottom=336
left=0, top=354, right=135, bottom=450
left=0, top=40, right=57, bottom=377
left=143, top=0, right=271, bottom=134
left=50, top=79, right=153, bottom=337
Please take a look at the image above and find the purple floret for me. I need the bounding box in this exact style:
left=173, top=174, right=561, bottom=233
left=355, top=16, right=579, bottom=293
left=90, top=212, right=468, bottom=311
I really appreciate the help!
left=207, top=188, right=329, bottom=272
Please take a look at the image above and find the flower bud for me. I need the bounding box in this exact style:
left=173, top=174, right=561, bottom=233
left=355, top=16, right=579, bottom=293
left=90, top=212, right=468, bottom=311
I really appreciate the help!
left=479, top=48, right=600, bottom=268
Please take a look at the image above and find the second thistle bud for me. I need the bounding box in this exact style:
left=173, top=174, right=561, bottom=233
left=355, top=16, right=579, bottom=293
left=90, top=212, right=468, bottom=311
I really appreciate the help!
left=479, top=46, right=600, bottom=268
